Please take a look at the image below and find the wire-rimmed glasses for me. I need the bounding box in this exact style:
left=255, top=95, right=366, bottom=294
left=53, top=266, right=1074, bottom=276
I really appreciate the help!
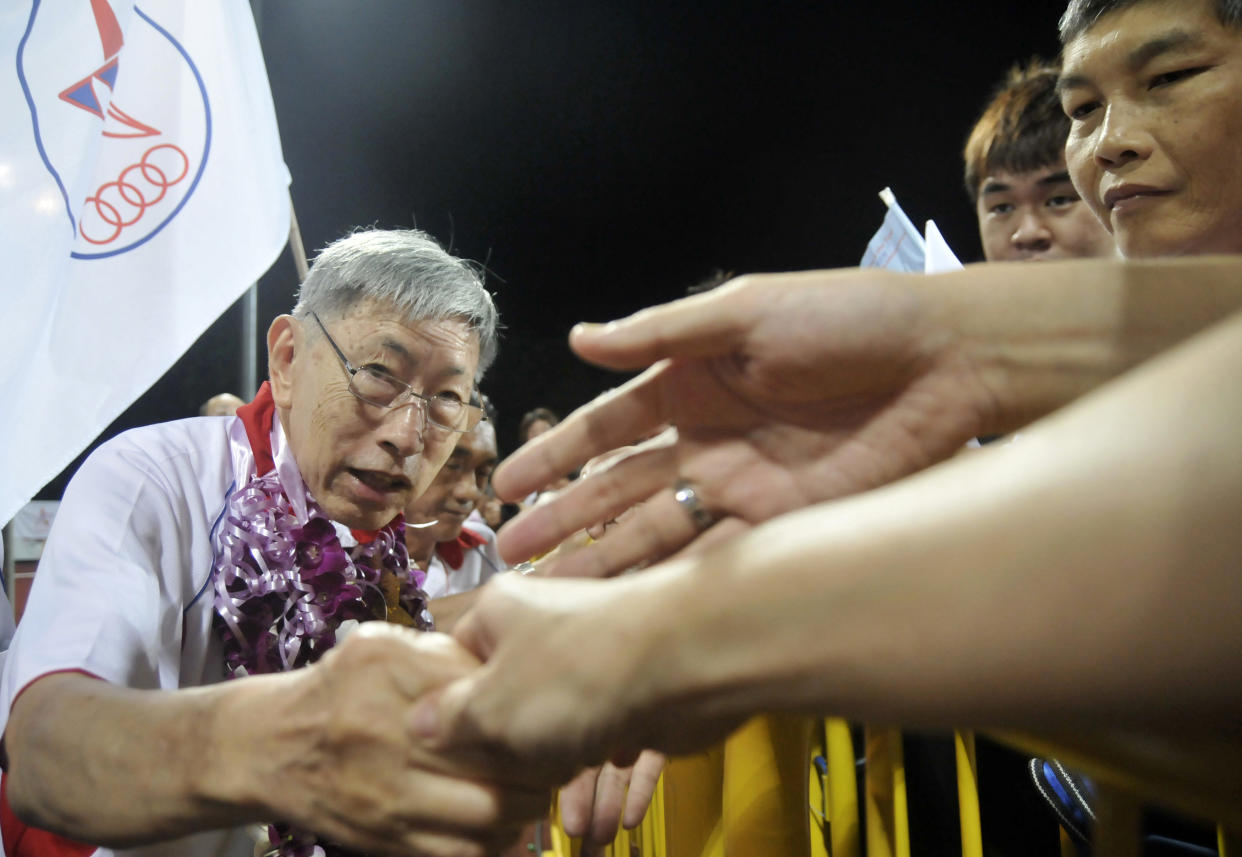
left=309, top=311, right=484, bottom=433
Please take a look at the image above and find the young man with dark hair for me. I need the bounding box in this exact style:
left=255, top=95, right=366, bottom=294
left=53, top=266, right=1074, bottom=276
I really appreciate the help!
left=964, top=58, right=1115, bottom=262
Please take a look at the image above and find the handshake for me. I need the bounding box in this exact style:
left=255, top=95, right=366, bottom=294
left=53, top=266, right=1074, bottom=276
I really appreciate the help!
left=273, top=577, right=674, bottom=857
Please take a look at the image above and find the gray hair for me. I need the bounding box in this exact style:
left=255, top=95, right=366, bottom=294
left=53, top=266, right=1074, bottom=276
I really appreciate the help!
left=1060, top=0, right=1242, bottom=42
left=292, top=228, right=499, bottom=377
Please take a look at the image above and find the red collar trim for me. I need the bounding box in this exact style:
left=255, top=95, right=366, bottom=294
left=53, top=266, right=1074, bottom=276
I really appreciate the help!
left=235, top=381, right=277, bottom=476
left=435, top=526, right=487, bottom=570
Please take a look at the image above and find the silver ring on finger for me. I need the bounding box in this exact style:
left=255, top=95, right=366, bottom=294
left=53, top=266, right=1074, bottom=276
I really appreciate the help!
left=672, top=479, right=716, bottom=532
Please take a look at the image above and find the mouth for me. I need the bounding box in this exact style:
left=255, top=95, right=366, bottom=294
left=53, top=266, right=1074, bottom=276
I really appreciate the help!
left=346, top=467, right=411, bottom=502
left=1103, top=184, right=1170, bottom=212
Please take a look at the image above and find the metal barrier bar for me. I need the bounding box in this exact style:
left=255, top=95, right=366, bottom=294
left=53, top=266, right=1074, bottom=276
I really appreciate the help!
left=864, top=727, right=910, bottom=857
left=825, top=719, right=861, bottom=857
left=954, top=730, right=983, bottom=857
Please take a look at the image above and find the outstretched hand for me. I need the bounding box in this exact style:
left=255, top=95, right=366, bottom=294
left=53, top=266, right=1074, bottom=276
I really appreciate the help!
left=494, top=269, right=993, bottom=576
left=409, top=572, right=746, bottom=786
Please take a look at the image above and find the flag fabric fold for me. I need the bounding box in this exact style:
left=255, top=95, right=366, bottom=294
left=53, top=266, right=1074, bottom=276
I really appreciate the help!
left=923, top=218, right=963, bottom=274
left=0, top=0, right=290, bottom=525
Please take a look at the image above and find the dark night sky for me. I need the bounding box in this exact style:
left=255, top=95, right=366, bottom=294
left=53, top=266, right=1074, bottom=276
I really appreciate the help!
left=39, top=0, right=1069, bottom=498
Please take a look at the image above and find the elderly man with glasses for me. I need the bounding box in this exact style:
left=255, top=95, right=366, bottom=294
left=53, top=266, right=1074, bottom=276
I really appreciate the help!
left=0, top=229, right=544, bottom=857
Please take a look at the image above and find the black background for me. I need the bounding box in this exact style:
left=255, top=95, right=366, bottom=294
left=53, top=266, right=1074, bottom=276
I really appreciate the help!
left=39, top=0, right=1069, bottom=498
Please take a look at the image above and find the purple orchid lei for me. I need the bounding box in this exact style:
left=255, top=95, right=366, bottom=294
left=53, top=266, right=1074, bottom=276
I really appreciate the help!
left=212, top=467, right=432, bottom=857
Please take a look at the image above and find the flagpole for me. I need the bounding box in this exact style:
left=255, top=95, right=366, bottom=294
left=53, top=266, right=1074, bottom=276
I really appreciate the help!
left=239, top=285, right=258, bottom=400
left=242, top=0, right=308, bottom=399
left=288, top=195, right=309, bottom=281
left=240, top=0, right=266, bottom=402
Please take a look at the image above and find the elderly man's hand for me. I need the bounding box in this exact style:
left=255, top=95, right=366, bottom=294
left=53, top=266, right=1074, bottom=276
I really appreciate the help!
left=493, top=269, right=993, bottom=576
left=260, top=623, right=551, bottom=856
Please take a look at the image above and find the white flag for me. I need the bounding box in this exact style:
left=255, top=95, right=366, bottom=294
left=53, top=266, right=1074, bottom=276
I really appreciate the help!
left=923, top=219, right=963, bottom=274
left=860, top=187, right=925, bottom=272
left=0, top=0, right=290, bottom=525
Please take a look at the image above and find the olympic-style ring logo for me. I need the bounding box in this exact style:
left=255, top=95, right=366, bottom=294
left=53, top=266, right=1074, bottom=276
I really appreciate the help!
left=79, top=144, right=190, bottom=246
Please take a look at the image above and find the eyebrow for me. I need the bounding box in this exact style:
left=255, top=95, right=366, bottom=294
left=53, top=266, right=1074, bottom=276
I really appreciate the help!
left=1059, top=29, right=1208, bottom=93
left=379, top=338, right=414, bottom=362
left=1038, top=170, right=1073, bottom=187
left=377, top=337, right=468, bottom=378
left=1126, top=29, right=1207, bottom=70
left=979, top=170, right=1073, bottom=198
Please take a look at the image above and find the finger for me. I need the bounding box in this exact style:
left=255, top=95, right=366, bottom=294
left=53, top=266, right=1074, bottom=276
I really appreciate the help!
left=541, top=488, right=702, bottom=579
left=558, top=766, right=601, bottom=838
left=370, top=829, right=498, bottom=857
left=667, top=516, right=750, bottom=560
left=622, top=750, right=666, bottom=829
left=492, top=363, right=672, bottom=504
left=585, top=762, right=632, bottom=844
left=568, top=282, right=752, bottom=370
left=444, top=602, right=490, bottom=664
left=496, top=442, right=676, bottom=565
left=397, top=774, right=550, bottom=832
left=312, top=771, right=546, bottom=856
left=396, top=825, right=531, bottom=857
left=441, top=571, right=529, bottom=662
left=409, top=678, right=476, bottom=752
left=323, top=625, right=479, bottom=701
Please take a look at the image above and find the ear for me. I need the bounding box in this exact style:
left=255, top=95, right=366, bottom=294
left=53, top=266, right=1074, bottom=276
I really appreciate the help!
left=267, top=314, right=298, bottom=409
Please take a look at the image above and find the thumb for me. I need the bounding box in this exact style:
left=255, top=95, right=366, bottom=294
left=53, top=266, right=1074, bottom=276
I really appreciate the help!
left=448, top=596, right=497, bottom=663
left=408, top=674, right=476, bottom=750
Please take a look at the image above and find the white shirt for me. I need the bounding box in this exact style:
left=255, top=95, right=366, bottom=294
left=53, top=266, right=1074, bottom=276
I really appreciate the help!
left=0, top=415, right=273, bottom=857
left=421, top=515, right=507, bottom=602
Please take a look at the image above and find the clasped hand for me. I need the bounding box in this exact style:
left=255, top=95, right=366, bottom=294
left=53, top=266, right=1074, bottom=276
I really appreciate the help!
left=291, top=620, right=660, bottom=854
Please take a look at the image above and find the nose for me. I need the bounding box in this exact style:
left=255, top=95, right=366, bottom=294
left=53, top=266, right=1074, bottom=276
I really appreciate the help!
left=1093, top=103, right=1153, bottom=168
left=1010, top=208, right=1052, bottom=252
left=452, top=472, right=483, bottom=509
left=376, top=399, right=427, bottom=459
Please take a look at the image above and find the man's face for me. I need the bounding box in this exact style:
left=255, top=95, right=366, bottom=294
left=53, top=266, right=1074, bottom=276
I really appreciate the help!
left=270, top=301, right=480, bottom=531
left=405, top=421, right=499, bottom=544
left=1062, top=0, right=1242, bottom=257
left=975, top=163, right=1116, bottom=262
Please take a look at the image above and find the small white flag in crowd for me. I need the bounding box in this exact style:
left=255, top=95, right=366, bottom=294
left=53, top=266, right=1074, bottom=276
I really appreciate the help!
left=860, top=187, right=926, bottom=272
left=923, top=218, right=962, bottom=274
left=860, top=186, right=962, bottom=274
left=0, top=1, right=291, bottom=525
left=861, top=187, right=976, bottom=447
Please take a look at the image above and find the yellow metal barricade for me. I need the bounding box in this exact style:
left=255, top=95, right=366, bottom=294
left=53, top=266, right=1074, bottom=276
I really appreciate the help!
left=723, top=714, right=814, bottom=856
left=863, top=727, right=909, bottom=857
left=810, top=718, right=861, bottom=857
left=662, top=744, right=724, bottom=856
left=1220, top=825, right=1240, bottom=857
left=545, top=715, right=818, bottom=857
left=954, top=730, right=983, bottom=857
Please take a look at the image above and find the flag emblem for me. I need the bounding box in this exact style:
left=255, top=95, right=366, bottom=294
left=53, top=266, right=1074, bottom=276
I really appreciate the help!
left=18, top=0, right=210, bottom=258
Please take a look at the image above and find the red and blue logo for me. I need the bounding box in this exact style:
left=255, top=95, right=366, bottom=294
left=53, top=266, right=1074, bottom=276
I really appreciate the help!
left=17, top=0, right=212, bottom=259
